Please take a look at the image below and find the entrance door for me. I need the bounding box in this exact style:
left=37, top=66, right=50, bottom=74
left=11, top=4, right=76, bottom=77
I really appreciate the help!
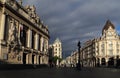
left=23, top=53, right=26, bottom=64
left=32, top=55, right=35, bottom=64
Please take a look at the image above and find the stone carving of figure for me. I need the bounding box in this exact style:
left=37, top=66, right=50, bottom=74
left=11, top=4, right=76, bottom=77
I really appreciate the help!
left=30, top=5, right=36, bottom=18
left=18, top=0, right=22, bottom=5
left=8, top=19, right=15, bottom=43
left=8, top=19, right=20, bottom=52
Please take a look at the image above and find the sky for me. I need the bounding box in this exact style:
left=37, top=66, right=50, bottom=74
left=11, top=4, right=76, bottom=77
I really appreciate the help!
left=22, top=0, right=120, bottom=58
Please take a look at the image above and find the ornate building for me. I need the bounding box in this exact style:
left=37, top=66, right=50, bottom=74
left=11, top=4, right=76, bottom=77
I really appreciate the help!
left=0, top=0, right=49, bottom=64
left=81, top=20, right=120, bottom=67
left=49, top=38, right=62, bottom=66
left=52, top=38, right=62, bottom=59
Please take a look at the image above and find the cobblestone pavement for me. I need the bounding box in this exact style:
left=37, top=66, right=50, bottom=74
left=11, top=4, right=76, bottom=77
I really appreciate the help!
left=0, top=67, right=120, bottom=78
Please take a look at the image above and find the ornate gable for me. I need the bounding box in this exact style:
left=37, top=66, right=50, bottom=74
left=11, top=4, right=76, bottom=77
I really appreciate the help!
left=102, top=20, right=115, bottom=34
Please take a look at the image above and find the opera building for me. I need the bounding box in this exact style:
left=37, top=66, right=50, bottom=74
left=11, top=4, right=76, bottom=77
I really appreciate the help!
left=0, top=0, right=49, bottom=64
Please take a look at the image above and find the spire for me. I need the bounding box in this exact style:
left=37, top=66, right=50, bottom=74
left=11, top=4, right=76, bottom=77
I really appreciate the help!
left=102, top=20, right=115, bottom=34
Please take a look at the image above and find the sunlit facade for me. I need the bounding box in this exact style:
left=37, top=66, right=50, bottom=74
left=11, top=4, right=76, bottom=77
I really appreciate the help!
left=52, top=38, right=62, bottom=59
left=0, top=0, right=49, bottom=64
left=81, top=20, right=120, bottom=67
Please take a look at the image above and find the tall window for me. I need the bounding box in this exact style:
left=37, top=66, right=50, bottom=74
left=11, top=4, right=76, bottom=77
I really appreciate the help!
left=20, top=25, right=27, bottom=47
left=109, top=49, right=113, bottom=56
left=101, top=43, right=104, bottom=49
left=109, top=41, right=113, bottom=49
left=38, top=35, right=40, bottom=50
left=101, top=43, right=105, bottom=55
left=116, top=42, right=119, bottom=49
left=117, top=49, right=119, bottom=55
left=32, top=31, right=35, bottom=49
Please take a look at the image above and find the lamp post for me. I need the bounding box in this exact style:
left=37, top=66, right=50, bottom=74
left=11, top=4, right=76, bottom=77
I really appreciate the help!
left=77, top=41, right=81, bottom=70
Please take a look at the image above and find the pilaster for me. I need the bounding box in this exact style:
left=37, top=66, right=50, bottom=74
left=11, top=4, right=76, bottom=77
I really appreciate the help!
left=0, top=12, right=6, bottom=40
left=40, top=37, right=44, bottom=52
left=35, top=33, right=38, bottom=50
left=27, top=29, right=32, bottom=48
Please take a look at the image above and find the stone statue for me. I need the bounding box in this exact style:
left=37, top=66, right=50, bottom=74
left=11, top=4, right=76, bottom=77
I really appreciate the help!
left=18, top=0, right=22, bottom=5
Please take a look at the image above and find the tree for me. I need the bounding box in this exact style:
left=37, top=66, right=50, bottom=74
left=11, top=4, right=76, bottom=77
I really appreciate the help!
left=52, top=56, right=63, bottom=66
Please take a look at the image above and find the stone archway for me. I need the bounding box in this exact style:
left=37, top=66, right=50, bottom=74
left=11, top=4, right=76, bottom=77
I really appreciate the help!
left=108, top=57, right=114, bottom=66
left=116, top=56, right=120, bottom=67
left=101, top=58, right=106, bottom=66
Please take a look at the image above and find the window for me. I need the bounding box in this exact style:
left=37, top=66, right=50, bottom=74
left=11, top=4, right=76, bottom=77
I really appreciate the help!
left=116, top=42, right=119, bottom=48
left=101, top=49, right=105, bottom=55
left=107, top=32, right=112, bottom=36
left=32, top=31, right=35, bottom=49
left=109, top=50, right=113, bottom=56
left=117, top=49, right=119, bottom=55
left=101, top=43, right=104, bottom=49
left=109, top=41, right=113, bottom=49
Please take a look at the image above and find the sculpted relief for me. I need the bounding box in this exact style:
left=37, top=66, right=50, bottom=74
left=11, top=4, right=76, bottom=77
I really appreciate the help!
left=7, top=17, right=21, bottom=52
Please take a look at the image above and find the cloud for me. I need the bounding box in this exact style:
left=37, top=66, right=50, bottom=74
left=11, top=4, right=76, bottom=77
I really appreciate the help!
left=22, top=0, right=120, bottom=57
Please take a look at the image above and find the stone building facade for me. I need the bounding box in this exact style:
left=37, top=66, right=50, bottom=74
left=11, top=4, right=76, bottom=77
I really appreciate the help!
left=49, top=38, right=62, bottom=66
left=81, top=20, right=120, bottom=67
left=52, top=38, right=62, bottom=59
left=0, top=0, right=49, bottom=64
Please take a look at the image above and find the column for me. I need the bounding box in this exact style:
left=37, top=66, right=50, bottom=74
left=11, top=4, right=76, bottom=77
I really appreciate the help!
left=40, top=56, right=43, bottom=64
left=0, top=12, right=6, bottom=40
left=40, top=37, right=44, bottom=52
left=34, top=55, right=37, bottom=64
left=99, top=58, right=101, bottom=66
left=18, top=24, right=21, bottom=42
left=26, top=54, right=29, bottom=64
left=29, top=53, right=32, bottom=64
left=106, top=57, right=109, bottom=67
left=36, top=55, right=39, bottom=64
left=35, top=33, right=38, bottom=50
left=27, top=29, right=32, bottom=48
left=45, top=39, right=48, bottom=53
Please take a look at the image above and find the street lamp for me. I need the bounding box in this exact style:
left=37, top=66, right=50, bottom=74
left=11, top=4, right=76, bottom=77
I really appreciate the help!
left=76, top=41, right=81, bottom=70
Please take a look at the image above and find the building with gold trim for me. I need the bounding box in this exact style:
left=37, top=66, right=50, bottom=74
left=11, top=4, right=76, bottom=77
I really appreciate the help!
left=0, top=0, right=49, bottom=64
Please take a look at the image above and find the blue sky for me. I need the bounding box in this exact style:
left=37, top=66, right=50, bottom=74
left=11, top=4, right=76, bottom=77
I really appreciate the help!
left=22, top=0, right=120, bottom=58
left=117, top=26, right=120, bottom=30
left=116, top=25, right=120, bottom=34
